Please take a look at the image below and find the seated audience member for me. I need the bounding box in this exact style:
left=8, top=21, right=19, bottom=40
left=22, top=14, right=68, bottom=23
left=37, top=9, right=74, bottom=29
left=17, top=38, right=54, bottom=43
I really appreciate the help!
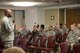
left=60, top=23, right=63, bottom=29
left=3, top=47, right=25, bottom=53
left=60, top=23, right=68, bottom=34
left=15, top=25, right=22, bottom=33
left=39, top=24, right=46, bottom=36
left=67, top=24, right=80, bottom=53
left=72, top=22, right=77, bottom=26
left=53, top=24, right=63, bottom=35
left=53, top=24, right=63, bottom=53
left=14, top=25, right=23, bottom=38
left=62, top=24, right=68, bottom=34
left=46, top=25, right=55, bottom=37
left=28, top=25, right=39, bottom=43
left=32, top=25, right=39, bottom=36
left=20, top=25, right=30, bottom=36
left=14, top=24, right=19, bottom=37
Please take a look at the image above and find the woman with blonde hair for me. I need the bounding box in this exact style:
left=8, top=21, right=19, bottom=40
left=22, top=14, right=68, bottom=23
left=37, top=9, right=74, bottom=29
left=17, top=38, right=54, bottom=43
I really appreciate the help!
left=3, top=47, right=25, bottom=53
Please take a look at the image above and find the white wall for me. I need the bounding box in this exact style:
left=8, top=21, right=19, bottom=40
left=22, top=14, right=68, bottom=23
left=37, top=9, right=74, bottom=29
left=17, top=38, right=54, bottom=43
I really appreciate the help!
left=37, top=8, right=44, bottom=25
left=14, top=10, right=24, bottom=26
left=0, top=10, right=4, bottom=28
left=25, top=7, right=44, bottom=31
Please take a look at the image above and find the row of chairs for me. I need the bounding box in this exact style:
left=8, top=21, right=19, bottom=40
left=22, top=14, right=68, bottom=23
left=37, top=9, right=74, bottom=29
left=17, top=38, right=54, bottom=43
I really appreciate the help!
left=13, top=33, right=80, bottom=53
left=15, top=35, right=55, bottom=52
left=0, top=33, right=80, bottom=53
left=60, top=42, right=80, bottom=53
left=14, top=33, right=68, bottom=53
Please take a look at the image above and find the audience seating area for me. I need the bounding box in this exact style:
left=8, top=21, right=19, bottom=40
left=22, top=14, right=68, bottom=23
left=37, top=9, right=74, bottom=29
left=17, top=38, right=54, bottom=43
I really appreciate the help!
left=0, top=33, right=80, bottom=53
left=13, top=33, right=70, bottom=53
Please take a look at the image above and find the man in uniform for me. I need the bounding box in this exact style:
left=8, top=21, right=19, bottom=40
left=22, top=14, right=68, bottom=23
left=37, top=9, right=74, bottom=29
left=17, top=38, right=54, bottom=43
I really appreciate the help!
left=67, top=24, right=80, bottom=53
left=1, top=9, right=14, bottom=48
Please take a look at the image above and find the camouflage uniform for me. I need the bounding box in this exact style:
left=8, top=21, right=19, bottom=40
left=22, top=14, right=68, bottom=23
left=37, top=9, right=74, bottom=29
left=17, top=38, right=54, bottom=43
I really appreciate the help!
left=67, top=28, right=80, bottom=51
left=39, top=30, right=45, bottom=36
left=20, top=29, right=30, bottom=36
left=1, top=16, right=14, bottom=48
left=46, top=30, right=55, bottom=37
left=54, top=28, right=63, bottom=35
left=62, top=28, right=68, bottom=34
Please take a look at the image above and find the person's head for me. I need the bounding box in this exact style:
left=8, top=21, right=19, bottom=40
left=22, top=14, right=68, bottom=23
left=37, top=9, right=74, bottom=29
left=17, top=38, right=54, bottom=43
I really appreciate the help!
left=72, top=22, right=77, bottom=26
left=70, top=25, right=76, bottom=30
left=54, top=24, right=60, bottom=29
left=33, top=25, right=37, bottom=31
left=37, top=24, right=39, bottom=29
left=62, top=24, right=67, bottom=28
left=4, top=9, right=13, bottom=18
left=48, top=25, right=53, bottom=31
left=3, top=47, right=25, bottom=53
left=40, top=24, right=45, bottom=29
left=40, top=24, right=45, bottom=31
left=22, top=25, right=26, bottom=30
left=60, top=23, right=63, bottom=28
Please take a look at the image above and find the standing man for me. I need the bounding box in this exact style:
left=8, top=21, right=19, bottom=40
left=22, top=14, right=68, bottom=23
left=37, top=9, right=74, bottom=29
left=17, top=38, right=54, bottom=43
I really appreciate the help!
left=1, top=9, right=14, bottom=48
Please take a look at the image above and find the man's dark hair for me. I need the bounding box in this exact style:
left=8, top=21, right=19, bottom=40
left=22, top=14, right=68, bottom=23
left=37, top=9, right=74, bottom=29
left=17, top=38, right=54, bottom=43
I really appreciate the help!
left=40, top=24, right=45, bottom=29
left=37, top=24, right=39, bottom=28
left=60, top=23, right=63, bottom=28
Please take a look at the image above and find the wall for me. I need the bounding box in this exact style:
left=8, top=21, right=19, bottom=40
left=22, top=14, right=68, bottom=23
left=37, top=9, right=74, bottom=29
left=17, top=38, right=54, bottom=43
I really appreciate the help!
left=44, top=9, right=59, bottom=27
left=0, top=10, right=4, bottom=28
left=59, top=9, right=64, bottom=24
left=14, top=10, right=24, bottom=26
left=25, top=7, right=44, bottom=31
left=66, top=8, right=80, bottom=28
left=37, top=8, right=44, bottom=25
left=0, top=10, right=4, bottom=20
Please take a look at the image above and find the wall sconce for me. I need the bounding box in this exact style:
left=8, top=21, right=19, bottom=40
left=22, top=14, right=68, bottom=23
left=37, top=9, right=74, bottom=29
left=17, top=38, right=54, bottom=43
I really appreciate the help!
left=50, top=16, right=55, bottom=20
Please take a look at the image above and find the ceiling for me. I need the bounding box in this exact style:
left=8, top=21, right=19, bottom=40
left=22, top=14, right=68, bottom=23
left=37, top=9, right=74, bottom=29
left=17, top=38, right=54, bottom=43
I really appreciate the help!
left=0, top=0, right=80, bottom=7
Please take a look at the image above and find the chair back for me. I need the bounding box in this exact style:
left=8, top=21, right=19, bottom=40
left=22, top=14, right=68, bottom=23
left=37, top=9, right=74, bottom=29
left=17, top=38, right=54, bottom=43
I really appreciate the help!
left=73, top=43, right=80, bottom=53
left=60, top=42, right=70, bottom=53
left=55, top=33, right=62, bottom=43
left=62, top=33, right=68, bottom=42
left=47, top=36, right=55, bottom=48
left=32, top=36, right=39, bottom=46
left=39, top=35, right=47, bottom=47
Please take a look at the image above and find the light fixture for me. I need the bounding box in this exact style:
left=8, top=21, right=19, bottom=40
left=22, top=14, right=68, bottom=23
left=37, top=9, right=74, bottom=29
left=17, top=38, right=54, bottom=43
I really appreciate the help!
left=9, top=2, right=41, bottom=6
left=50, top=16, right=55, bottom=20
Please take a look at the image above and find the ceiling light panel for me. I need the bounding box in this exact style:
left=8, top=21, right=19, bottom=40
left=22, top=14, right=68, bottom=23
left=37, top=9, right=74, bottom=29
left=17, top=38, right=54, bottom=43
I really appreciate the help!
left=0, top=2, right=42, bottom=7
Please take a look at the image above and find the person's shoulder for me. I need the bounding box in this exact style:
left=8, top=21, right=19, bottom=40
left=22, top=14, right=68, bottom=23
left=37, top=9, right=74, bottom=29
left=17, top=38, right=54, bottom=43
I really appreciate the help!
left=2, top=16, right=9, bottom=23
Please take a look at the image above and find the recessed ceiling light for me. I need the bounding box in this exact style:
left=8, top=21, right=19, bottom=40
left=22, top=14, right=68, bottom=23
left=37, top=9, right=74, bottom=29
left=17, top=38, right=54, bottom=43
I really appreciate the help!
left=9, top=2, right=41, bottom=7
